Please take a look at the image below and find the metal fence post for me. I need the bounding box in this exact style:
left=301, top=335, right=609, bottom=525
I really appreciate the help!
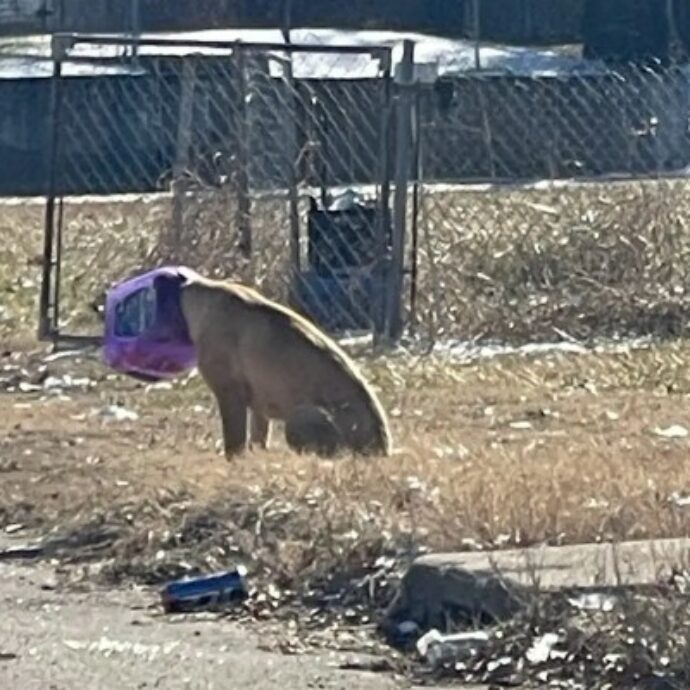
left=38, top=34, right=68, bottom=342
left=171, top=58, right=197, bottom=252
left=280, top=16, right=302, bottom=295
left=372, top=50, right=393, bottom=346
left=385, top=39, right=415, bottom=343
left=234, top=47, right=252, bottom=259
left=131, top=0, right=141, bottom=58
left=283, top=55, right=302, bottom=284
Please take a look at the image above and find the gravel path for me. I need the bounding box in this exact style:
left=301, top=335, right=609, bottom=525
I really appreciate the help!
left=0, top=559, right=407, bottom=690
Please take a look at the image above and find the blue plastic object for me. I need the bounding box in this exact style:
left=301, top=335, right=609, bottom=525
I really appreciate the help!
left=161, top=568, right=249, bottom=613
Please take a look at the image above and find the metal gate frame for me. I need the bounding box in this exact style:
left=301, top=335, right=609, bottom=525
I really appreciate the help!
left=37, top=33, right=408, bottom=349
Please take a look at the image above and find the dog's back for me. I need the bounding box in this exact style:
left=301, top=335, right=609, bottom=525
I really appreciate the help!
left=181, top=276, right=392, bottom=456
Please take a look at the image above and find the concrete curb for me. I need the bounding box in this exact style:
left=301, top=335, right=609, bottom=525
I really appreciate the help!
left=385, top=537, right=690, bottom=631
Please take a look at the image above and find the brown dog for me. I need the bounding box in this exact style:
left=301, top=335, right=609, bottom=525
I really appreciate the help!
left=179, top=274, right=392, bottom=459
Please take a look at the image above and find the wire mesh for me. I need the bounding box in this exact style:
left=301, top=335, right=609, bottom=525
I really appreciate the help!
left=32, top=36, right=690, bottom=349
left=412, top=61, right=690, bottom=346
left=47, top=37, right=393, bottom=339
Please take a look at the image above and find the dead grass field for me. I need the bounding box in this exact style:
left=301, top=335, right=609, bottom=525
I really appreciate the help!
left=2, top=180, right=690, bottom=575
left=4, top=174, right=690, bottom=346
left=2, top=340, right=690, bottom=566
left=3, top=181, right=690, bottom=684
left=3, top=343, right=690, bottom=684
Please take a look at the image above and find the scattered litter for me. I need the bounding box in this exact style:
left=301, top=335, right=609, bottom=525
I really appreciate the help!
left=397, top=620, right=420, bottom=637
left=43, top=350, right=94, bottom=363
left=0, top=545, right=44, bottom=561
left=339, top=656, right=395, bottom=673
left=98, top=405, right=139, bottom=422
left=416, top=629, right=490, bottom=667
left=404, top=476, right=426, bottom=493
left=509, top=420, right=533, bottom=430
left=328, top=188, right=364, bottom=211
left=63, top=637, right=179, bottom=660
left=0, top=652, right=18, bottom=662
left=524, top=201, right=559, bottom=216
left=144, top=381, right=173, bottom=392
left=44, top=376, right=68, bottom=390
left=652, top=425, right=689, bottom=439
left=567, top=592, right=618, bottom=612
left=266, top=583, right=282, bottom=601
left=4, top=523, right=24, bottom=534
left=18, top=381, right=41, bottom=393
left=584, top=498, right=610, bottom=510
left=63, top=639, right=86, bottom=651
left=389, top=620, right=421, bottom=647
left=525, top=632, right=560, bottom=664
left=43, top=374, right=94, bottom=390
left=461, top=536, right=484, bottom=550
left=669, top=492, right=690, bottom=508
left=161, top=568, right=249, bottom=614
left=603, top=653, right=624, bottom=667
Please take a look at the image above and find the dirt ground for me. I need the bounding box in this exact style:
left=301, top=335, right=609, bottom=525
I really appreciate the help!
left=3, top=337, right=690, bottom=687
left=3, top=184, right=690, bottom=567
left=3, top=339, right=690, bottom=551
left=0, top=344, right=690, bottom=546
left=0, top=557, right=417, bottom=690
left=3, top=137, right=690, bottom=688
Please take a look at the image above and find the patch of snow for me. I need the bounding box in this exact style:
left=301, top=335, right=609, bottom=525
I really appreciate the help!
left=430, top=335, right=655, bottom=363
left=0, top=27, right=607, bottom=81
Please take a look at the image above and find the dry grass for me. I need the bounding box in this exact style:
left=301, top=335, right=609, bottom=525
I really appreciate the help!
left=415, top=176, right=690, bottom=342
left=0, top=191, right=294, bottom=343
left=4, top=175, right=690, bottom=347
left=2, top=341, right=690, bottom=561
left=2, top=180, right=690, bottom=575
left=3, top=181, right=690, bottom=684
left=2, top=342, right=690, bottom=683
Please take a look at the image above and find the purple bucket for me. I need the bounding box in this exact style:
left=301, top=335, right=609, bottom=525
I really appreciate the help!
left=103, top=266, right=200, bottom=381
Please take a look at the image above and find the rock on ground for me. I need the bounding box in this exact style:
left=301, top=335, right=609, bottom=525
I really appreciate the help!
left=386, top=537, right=690, bottom=629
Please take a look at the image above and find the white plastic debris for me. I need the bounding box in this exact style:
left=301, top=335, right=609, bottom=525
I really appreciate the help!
left=18, top=381, right=42, bottom=393
left=99, top=405, right=139, bottom=422
left=509, top=420, right=533, bottom=430
left=328, top=188, right=363, bottom=211
left=64, top=637, right=179, bottom=661
left=144, top=381, right=173, bottom=392
left=396, top=620, right=420, bottom=637
left=43, top=350, right=90, bottom=363
left=652, top=425, right=689, bottom=439
left=567, top=592, right=618, bottom=612
left=416, top=629, right=490, bottom=667
left=43, top=374, right=93, bottom=390
left=669, top=492, right=690, bottom=508
left=525, top=633, right=560, bottom=665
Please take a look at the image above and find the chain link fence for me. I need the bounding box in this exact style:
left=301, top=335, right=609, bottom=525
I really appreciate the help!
left=411, top=61, right=690, bottom=346
left=39, top=35, right=394, bottom=341
left=24, top=34, right=690, bottom=349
